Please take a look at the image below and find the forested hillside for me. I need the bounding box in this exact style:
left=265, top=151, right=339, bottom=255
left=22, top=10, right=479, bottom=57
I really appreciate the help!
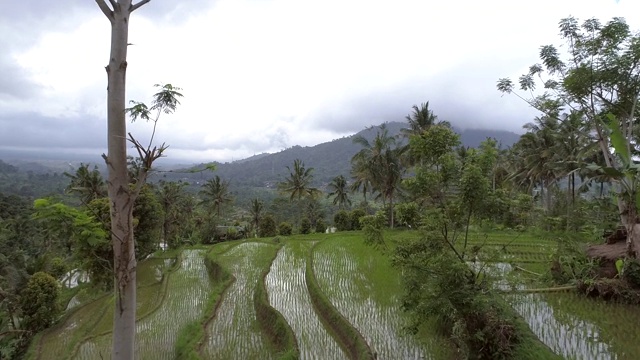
left=157, top=122, right=521, bottom=188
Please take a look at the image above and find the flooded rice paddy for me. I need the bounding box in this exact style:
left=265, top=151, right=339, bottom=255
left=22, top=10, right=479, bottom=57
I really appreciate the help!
left=266, top=241, right=348, bottom=360
left=201, top=242, right=277, bottom=359
left=313, top=241, right=431, bottom=360
left=29, top=231, right=640, bottom=359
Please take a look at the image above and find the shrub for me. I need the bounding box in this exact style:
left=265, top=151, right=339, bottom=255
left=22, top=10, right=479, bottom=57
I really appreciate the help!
left=393, top=233, right=518, bottom=359
left=315, top=218, right=327, bottom=233
left=395, top=202, right=420, bottom=228
left=334, top=210, right=351, bottom=231
left=349, top=209, right=366, bottom=230
left=20, top=272, right=60, bottom=333
left=300, top=217, right=311, bottom=234
left=360, top=211, right=386, bottom=248
left=278, top=222, right=293, bottom=236
left=226, top=226, right=238, bottom=240
left=48, top=257, right=68, bottom=280
left=623, top=259, right=640, bottom=288
left=259, top=215, right=277, bottom=238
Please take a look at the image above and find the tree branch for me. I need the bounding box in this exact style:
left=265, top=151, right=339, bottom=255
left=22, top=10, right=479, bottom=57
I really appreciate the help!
left=95, top=0, right=115, bottom=22
left=130, top=0, right=151, bottom=12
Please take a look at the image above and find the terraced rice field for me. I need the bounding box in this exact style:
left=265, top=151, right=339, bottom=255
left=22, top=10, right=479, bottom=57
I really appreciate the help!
left=33, top=229, right=640, bottom=359
left=31, top=256, right=175, bottom=360
left=466, top=230, right=640, bottom=359
left=201, top=242, right=278, bottom=359
left=314, top=236, right=448, bottom=360
left=75, top=250, right=210, bottom=359
left=266, top=240, right=347, bottom=359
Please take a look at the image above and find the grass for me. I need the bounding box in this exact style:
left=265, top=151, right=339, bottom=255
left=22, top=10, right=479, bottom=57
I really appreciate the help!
left=30, top=228, right=640, bottom=360
left=200, top=242, right=279, bottom=359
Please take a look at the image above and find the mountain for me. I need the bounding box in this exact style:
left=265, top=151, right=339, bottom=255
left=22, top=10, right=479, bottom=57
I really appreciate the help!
left=0, top=122, right=522, bottom=198
left=165, top=122, right=521, bottom=188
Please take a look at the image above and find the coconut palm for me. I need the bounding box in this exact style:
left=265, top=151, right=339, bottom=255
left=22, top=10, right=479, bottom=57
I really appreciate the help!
left=401, top=101, right=449, bottom=138
left=200, top=176, right=233, bottom=218
left=249, top=198, right=264, bottom=234
left=327, top=175, right=351, bottom=210
left=64, top=164, right=106, bottom=204
left=351, top=124, right=406, bottom=227
left=278, top=159, right=320, bottom=201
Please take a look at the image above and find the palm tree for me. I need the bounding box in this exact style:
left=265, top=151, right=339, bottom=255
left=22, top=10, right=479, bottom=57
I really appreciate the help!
left=508, top=116, right=559, bottom=212
left=200, top=176, right=233, bottom=218
left=351, top=124, right=406, bottom=227
left=249, top=198, right=264, bottom=235
left=350, top=156, right=375, bottom=207
left=327, top=175, right=351, bottom=210
left=278, top=159, right=320, bottom=226
left=64, top=164, right=106, bottom=204
left=278, top=159, right=320, bottom=201
left=401, top=101, right=449, bottom=138
left=156, top=180, right=189, bottom=247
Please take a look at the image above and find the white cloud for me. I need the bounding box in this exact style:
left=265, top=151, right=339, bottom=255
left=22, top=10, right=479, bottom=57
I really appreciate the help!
left=3, top=0, right=639, bottom=162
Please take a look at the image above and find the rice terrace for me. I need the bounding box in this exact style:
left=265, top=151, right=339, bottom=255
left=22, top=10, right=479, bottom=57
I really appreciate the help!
left=21, top=230, right=640, bottom=359
left=3, top=2, right=640, bottom=359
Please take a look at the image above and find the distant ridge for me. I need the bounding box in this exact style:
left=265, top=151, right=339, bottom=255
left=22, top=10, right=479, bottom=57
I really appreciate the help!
left=173, top=121, right=522, bottom=187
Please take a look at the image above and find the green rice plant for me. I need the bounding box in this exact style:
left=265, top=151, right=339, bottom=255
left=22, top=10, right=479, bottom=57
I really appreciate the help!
left=75, top=250, right=212, bottom=360
left=27, top=293, right=111, bottom=360
left=313, top=235, right=452, bottom=360
left=265, top=240, right=348, bottom=359
left=173, top=246, right=234, bottom=359
left=28, top=254, right=175, bottom=359
left=306, top=242, right=374, bottom=360
left=511, top=294, right=614, bottom=359
left=541, top=292, right=640, bottom=359
left=253, top=245, right=300, bottom=359
left=201, top=242, right=278, bottom=359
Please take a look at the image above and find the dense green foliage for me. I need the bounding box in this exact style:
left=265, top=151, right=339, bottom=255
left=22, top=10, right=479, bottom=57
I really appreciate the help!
left=19, top=272, right=60, bottom=333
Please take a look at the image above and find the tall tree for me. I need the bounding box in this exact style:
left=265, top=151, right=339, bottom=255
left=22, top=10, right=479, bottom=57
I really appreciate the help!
left=278, top=159, right=320, bottom=225
left=96, top=1, right=183, bottom=356
left=352, top=124, right=405, bottom=227
left=249, top=198, right=264, bottom=236
left=327, top=175, right=352, bottom=210
left=278, top=159, right=320, bottom=201
left=200, top=176, right=233, bottom=218
left=156, top=180, right=189, bottom=248
left=401, top=101, right=449, bottom=138
left=64, top=164, right=106, bottom=204
left=497, top=16, right=640, bottom=256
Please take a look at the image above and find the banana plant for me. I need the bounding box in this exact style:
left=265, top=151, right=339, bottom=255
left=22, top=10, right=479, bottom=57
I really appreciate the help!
left=586, top=113, right=640, bottom=258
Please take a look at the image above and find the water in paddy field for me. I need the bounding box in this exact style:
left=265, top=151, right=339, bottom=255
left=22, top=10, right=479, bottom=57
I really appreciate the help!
left=266, top=242, right=349, bottom=360
left=75, top=250, right=211, bottom=360
left=512, top=292, right=640, bottom=360
left=488, top=262, right=640, bottom=359
left=202, top=242, right=277, bottom=360
left=314, top=250, right=429, bottom=360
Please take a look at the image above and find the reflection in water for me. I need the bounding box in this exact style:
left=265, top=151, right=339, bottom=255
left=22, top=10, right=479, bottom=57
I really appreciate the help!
left=512, top=294, right=612, bottom=360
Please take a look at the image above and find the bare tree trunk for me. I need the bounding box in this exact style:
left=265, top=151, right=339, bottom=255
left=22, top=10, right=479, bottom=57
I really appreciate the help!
left=96, top=1, right=149, bottom=359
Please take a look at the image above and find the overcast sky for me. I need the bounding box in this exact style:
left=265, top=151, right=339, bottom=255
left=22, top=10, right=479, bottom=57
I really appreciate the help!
left=1, top=0, right=637, bottom=163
